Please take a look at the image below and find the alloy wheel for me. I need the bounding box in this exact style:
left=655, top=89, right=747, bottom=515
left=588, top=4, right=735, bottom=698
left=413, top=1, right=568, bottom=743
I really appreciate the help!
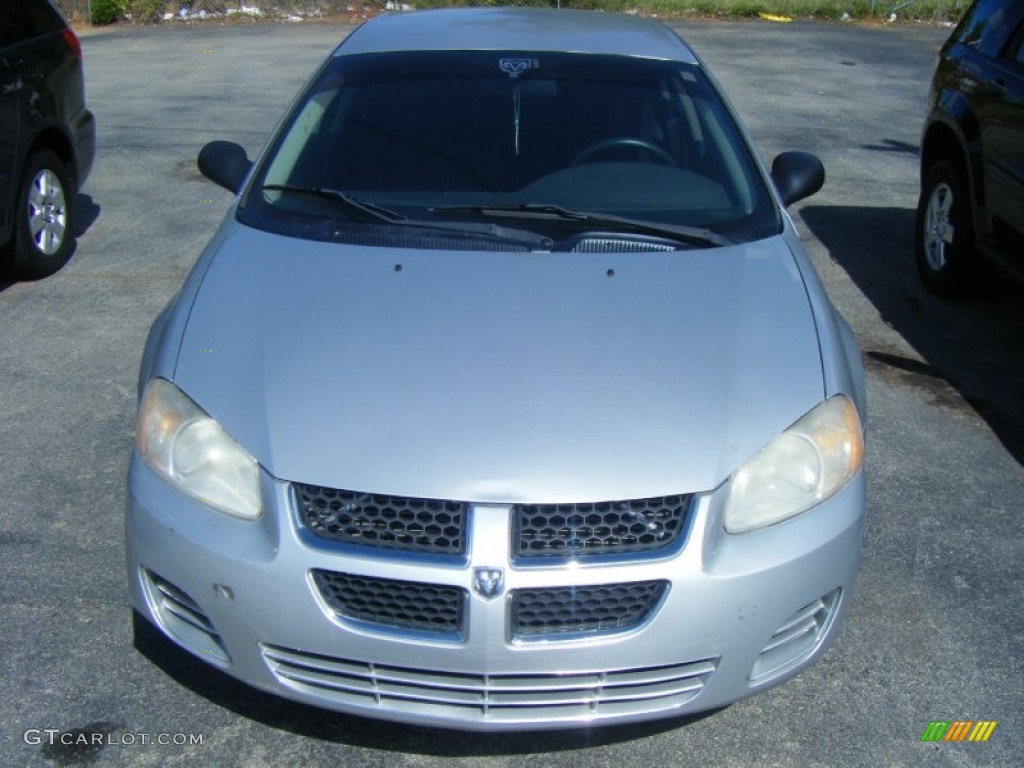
left=27, top=168, right=68, bottom=257
left=922, top=180, right=954, bottom=272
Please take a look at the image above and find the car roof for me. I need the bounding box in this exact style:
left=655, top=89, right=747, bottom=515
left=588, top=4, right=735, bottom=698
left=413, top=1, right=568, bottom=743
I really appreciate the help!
left=335, top=8, right=699, bottom=64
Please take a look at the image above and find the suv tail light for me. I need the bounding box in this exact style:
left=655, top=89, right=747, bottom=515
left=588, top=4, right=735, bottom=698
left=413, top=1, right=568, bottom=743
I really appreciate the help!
left=60, top=28, right=82, bottom=61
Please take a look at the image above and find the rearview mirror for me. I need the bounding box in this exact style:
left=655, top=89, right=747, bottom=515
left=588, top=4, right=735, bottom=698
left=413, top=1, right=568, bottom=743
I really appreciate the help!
left=771, top=151, right=825, bottom=207
left=198, top=141, right=252, bottom=194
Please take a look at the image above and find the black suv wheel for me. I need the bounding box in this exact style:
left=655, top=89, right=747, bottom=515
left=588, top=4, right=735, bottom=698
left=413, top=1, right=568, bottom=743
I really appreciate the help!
left=915, top=158, right=989, bottom=297
left=8, top=150, right=74, bottom=279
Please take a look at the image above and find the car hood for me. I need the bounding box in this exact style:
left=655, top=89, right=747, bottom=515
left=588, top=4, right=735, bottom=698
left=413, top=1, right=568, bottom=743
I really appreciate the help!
left=173, top=226, right=824, bottom=502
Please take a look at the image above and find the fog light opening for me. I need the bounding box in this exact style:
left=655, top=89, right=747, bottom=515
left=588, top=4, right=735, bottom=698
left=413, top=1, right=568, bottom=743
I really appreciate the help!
left=749, top=588, right=841, bottom=683
left=141, top=568, right=231, bottom=665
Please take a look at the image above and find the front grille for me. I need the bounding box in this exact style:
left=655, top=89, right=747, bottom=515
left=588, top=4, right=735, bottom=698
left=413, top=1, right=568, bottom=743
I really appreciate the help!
left=514, top=495, right=691, bottom=559
left=511, top=581, right=668, bottom=639
left=262, top=646, right=717, bottom=724
left=296, top=484, right=690, bottom=561
left=295, top=484, right=467, bottom=555
left=313, top=570, right=466, bottom=638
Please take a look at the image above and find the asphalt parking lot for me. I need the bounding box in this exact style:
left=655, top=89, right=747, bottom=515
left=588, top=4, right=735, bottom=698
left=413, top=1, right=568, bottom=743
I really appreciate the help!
left=1, top=15, right=1021, bottom=768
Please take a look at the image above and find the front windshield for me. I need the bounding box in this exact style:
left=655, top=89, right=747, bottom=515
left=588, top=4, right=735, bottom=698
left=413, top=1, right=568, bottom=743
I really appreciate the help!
left=240, top=50, right=779, bottom=247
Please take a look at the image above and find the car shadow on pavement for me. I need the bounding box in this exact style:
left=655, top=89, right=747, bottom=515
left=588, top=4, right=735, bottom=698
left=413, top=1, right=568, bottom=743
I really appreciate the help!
left=799, top=205, right=1024, bottom=465
left=859, top=139, right=918, bottom=156
left=133, top=611, right=720, bottom=752
left=74, top=193, right=101, bottom=238
left=0, top=194, right=99, bottom=289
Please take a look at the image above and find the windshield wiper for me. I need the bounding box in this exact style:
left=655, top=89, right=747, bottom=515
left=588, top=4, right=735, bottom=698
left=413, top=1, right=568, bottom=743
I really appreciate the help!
left=430, top=203, right=732, bottom=248
left=260, top=184, right=552, bottom=248
left=261, top=184, right=405, bottom=223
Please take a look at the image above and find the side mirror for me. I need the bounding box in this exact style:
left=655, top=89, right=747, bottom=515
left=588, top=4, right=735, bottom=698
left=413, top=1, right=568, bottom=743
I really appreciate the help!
left=197, top=141, right=252, bottom=194
left=771, top=151, right=825, bottom=207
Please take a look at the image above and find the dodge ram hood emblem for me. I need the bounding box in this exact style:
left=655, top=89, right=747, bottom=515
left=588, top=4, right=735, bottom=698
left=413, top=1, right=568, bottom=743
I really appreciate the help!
left=472, top=567, right=505, bottom=599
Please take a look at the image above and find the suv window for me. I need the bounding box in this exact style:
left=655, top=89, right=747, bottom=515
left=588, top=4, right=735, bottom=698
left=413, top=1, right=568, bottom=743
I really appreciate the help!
left=0, top=1, right=62, bottom=49
left=957, top=0, right=1020, bottom=57
left=1011, top=26, right=1024, bottom=65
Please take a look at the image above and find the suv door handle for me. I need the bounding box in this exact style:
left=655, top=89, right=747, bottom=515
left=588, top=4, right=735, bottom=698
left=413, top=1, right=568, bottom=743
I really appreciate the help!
left=1, top=77, right=22, bottom=94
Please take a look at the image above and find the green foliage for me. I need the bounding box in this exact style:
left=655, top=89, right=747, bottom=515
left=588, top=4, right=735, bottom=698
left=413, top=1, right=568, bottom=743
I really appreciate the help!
left=86, top=0, right=166, bottom=24
left=623, top=0, right=965, bottom=22
left=65, top=0, right=970, bottom=26
left=413, top=0, right=560, bottom=7
left=125, top=0, right=169, bottom=21
left=89, top=0, right=125, bottom=25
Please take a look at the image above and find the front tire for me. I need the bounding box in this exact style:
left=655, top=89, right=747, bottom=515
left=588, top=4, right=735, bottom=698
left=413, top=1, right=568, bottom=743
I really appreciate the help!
left=6, top=150, right=76, bottom=280
left=915, top=158, right=988, bottom=297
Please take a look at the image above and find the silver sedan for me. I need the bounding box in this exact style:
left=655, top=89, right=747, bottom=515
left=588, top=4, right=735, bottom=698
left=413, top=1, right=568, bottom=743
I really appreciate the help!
left=126, top=8, right=866, bottom=731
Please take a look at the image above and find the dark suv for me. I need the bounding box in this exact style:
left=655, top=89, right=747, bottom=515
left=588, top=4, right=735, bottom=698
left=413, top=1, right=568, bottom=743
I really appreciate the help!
left=0, top=0, right=95, bottom=279
left=916, top=0, right=1024, bottom=296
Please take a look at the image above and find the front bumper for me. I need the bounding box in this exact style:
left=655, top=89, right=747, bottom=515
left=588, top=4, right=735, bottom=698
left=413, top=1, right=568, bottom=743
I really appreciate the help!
left=125, top=452, right=864, bottom=731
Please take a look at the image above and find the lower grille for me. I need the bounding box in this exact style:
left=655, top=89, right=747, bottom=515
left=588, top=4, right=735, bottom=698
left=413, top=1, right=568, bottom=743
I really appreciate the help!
left=512, top=581, right=668, bottom=639
left=313, top=570, right=466, bottom=638
left=262, top=646, right=717, bottom=723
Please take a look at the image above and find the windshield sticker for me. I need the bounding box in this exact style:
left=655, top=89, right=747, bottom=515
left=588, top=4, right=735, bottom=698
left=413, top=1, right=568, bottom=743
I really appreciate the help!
left=497, top=60, right=538, bottom=157
left=499, top=58, right=538, bottom=77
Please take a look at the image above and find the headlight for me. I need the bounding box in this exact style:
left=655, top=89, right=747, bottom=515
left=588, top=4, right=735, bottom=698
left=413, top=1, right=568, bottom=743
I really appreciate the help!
left=723, top=395, right=863, bottom=534
left=136, top=378, right=261, bottom=520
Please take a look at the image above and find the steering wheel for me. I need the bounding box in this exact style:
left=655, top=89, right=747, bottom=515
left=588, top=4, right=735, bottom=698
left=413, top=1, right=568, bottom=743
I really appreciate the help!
left=571, top=137, right=675, bottom=167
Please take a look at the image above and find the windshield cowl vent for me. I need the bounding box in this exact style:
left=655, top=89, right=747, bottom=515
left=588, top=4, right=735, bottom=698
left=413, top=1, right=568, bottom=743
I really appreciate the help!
left=334, top=232, right=531, bottom=252
left=570, top=237, right=678, bottom=254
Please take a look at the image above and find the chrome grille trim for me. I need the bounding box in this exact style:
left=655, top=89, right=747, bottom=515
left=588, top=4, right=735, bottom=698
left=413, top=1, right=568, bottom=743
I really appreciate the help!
left=150, top=574, right=217, bottom=636
left=262, top=646, right=718, bottom=721
left=761, top=598, right=826, bottom=653
left=141, top=568, right=229, bottom=664
left=750, top=588, right=841, bottom=681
